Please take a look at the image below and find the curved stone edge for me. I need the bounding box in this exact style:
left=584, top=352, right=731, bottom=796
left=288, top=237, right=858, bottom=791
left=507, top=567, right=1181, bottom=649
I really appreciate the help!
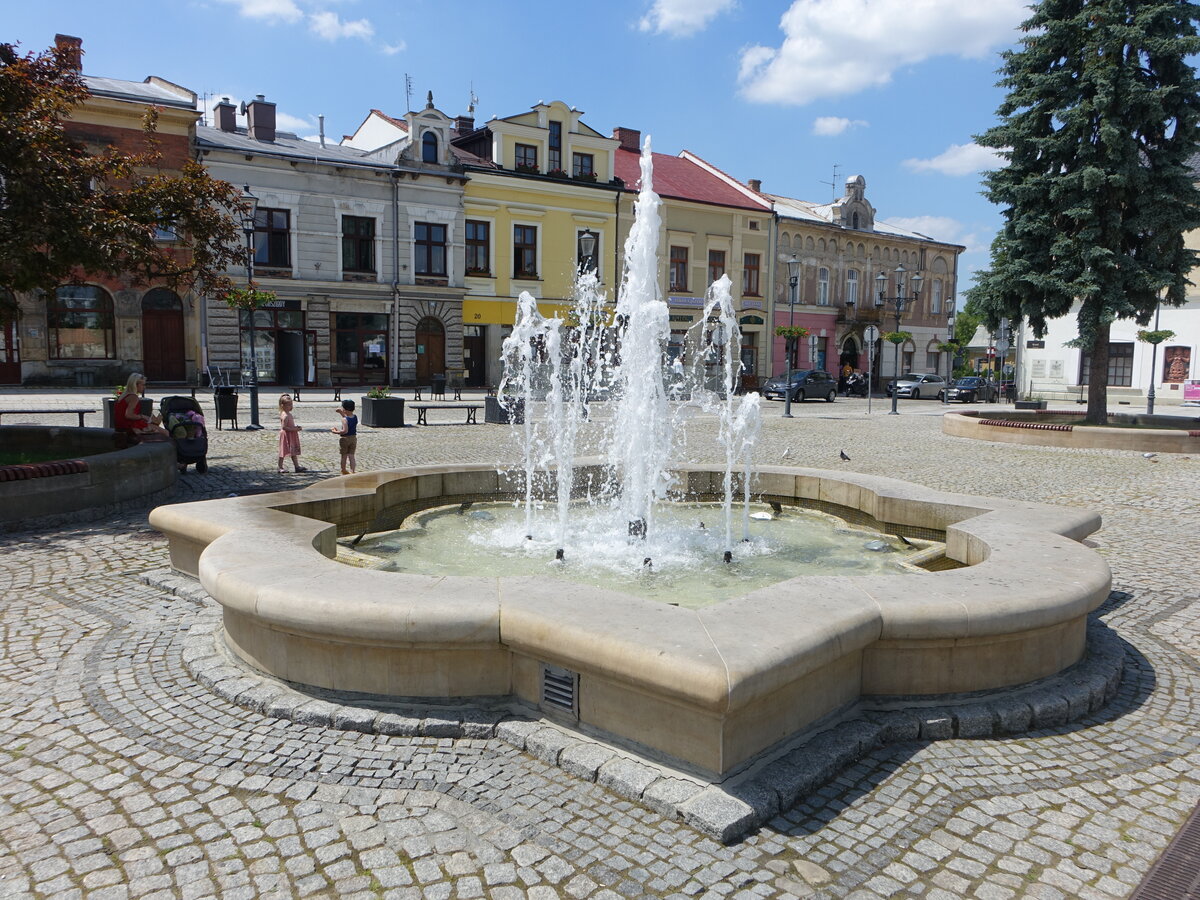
left=156, top=567, right=1126, bottom=845
left=943, top=411, right=1200, bottom=453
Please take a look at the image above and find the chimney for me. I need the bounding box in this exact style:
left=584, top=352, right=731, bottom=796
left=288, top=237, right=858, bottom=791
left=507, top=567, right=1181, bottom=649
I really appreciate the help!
left=246, top=94, right=276, bottom=142
left=748, top=179, right=762, bottom=193
left=214, top=97, right=237, bottom=132
left=455, top=115, right=475, bottom=134
left=54, top=34, right=83, bottom=73
left=318, top=114, right=325, bottom=148
left=612, top=126, right=641, bottom=151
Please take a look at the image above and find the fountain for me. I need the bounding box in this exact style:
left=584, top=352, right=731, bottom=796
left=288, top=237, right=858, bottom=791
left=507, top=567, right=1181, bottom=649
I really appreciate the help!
left=151, top=139, right=1112, bottom=784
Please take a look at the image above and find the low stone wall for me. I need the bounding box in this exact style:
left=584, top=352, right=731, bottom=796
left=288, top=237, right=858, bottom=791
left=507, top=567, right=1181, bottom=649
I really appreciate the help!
left=943, top=410, right=1200, bottom=452
left=0, top=426, right=177, bottom=528
left=151, top=463, right=1110, bottom=779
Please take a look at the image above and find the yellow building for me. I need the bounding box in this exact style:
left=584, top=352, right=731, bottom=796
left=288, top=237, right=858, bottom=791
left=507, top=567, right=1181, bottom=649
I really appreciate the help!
left=451, top=101, right=623, bottom=386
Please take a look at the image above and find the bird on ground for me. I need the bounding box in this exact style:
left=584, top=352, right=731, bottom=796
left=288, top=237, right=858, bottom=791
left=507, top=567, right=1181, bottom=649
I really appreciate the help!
left=839, top=450, right=851, bottom=461
left=781, top=446, right=792, bottom=460
left=1142, top=453, right=1157, bottom=459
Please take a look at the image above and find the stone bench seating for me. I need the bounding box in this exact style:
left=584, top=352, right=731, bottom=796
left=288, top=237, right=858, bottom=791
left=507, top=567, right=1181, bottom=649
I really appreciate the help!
left=150, top=462, right=1110, bottom=777
left=0, top=408, right=97, bottom=427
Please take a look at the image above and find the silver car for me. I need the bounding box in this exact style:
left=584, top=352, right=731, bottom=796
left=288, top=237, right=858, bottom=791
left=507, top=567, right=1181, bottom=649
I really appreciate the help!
left=886, top=373, right=947, bottom=400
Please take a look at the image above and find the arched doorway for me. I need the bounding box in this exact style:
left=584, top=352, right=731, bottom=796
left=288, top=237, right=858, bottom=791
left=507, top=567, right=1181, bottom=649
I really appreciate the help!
left=0, top=290, right=19, bottom=384
left=839, top=336, right=860, bottom=371
left=141, top=288, right=185, bottom=381
left=415, top=316, right=445, bottom=384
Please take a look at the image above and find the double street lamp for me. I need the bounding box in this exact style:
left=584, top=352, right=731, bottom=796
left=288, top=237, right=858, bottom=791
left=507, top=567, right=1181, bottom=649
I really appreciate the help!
left=782, top=255, right=801, bottom=418
left=241, top=186, right=263, bottom=430
left=875, top=264, right=923, bottom=416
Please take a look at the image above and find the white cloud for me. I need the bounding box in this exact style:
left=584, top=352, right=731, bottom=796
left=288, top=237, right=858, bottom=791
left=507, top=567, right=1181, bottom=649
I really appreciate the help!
left=217, top=0, right=303, bottom=24
left=198, top=94, right=317, bottom=139
left=381, top=41, right=406, bottom=56
left=309, top=10, right=374, bottom=41
left=903, top=142, right=1005, bottom=176
left=639, top=0, right=736, bottom=37
left=888, top=215, right=985, bottom=253
left=812, top=116, right=867, bottom=136
left=738, top=0, right=1026, bottom=105
left=276, top=110, right=316, bottom=133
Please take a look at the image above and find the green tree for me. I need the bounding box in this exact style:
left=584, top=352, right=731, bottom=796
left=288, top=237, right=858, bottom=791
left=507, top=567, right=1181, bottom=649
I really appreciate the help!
left=968, top=0, right=1200, bottom=423
left=0, top=40, right=246, bottom=321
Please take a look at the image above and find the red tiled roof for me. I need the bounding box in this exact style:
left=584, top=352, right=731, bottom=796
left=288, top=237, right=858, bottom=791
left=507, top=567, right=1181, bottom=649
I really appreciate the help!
left=613, top=146, right=768, bottom=211
left=372, top=109, right=408, bottom=131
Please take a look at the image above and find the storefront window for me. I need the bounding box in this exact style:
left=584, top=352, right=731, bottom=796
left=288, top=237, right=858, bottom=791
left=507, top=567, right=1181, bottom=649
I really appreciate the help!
left=50, top=285, right=114, bottom=359
left=239, top=306, right=308, bottom=383
left=331, top=312, right=389, bottom=381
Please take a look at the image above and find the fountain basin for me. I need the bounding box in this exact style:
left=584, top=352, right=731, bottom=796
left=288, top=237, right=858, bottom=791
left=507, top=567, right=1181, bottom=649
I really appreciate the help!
left=150, top=463, right=1110, bottom=777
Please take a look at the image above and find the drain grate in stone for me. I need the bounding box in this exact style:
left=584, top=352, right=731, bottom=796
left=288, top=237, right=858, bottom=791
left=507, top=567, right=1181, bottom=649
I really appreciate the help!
left=1130, top=799, right=1200, bottom=899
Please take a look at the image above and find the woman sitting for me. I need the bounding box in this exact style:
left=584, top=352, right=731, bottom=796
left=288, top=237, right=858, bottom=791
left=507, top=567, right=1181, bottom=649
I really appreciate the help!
left=114, top=373, right=169, bottom=438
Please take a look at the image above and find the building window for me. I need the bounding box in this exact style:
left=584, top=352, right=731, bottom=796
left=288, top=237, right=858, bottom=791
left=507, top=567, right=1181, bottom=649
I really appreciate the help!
left=515, top=143, right=537, bottom=171
left=576, top=231, right=600, bottom=276
left=253, top=207, right=290, bottom=268
left=669, top=246, right=688, bottom=291
left=811, top=335, right=827, bottom=370
left=926, top=351, right=941, bottom=371
left=742, top=253, right=761, bottom=296
left=572, top=153, right=594, bottom=177
left=903, top=349, right=914, bottom=371
left=465, top=220, right=490, bottom=275
left=852, top=212, right=860, bottom=229
left=49, top=285, right=115, bottom=359
left=331, top=312, right=389, bottom=381
left=422, top=131, right=438, bottom=163
left=740, top=332, right=758, bottom=376
left=238, top=307, right=306, bottom=384
left=817, top=267, right=830, bottom=305
left=414, top=222, right=447, bottom=276
left=1164, top=346, right=1191, bottom=383
left=931, top=278, right=943, bottom=314
left=341, top=216, right=375, bottom=273
left=708, top=250, right=726, bottom=284
left=1080, top=342, right=1134, bottom=386
left=846, top=269, right=859, bottom=306
left=548, top=121, right=562, bottom=172
left=514, top=225, right=538, bottom=278
left=749, top=220, right=760, bottom=231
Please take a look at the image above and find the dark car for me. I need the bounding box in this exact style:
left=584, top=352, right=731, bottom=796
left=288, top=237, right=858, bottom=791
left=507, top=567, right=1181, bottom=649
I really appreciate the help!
left=885, top=373, right=947, bottom=400
left=761, top=369, right=837, bottom=403
left=945, top=376, right=998, bottom=403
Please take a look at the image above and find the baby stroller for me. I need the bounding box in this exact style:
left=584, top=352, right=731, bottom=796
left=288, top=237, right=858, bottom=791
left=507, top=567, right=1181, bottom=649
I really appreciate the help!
left=160, top=395, right=209, bottom=474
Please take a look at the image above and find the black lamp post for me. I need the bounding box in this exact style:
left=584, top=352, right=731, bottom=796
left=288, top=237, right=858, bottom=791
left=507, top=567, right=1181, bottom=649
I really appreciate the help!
left=942, top=303, right=956, bottom=405
left=782, top=255, right=801, bottom=418
left=579, top=229, right=596, bottom=274
left=241, top=185, right=262, bottom=430
left=875, top=264, right=923, bottom=416
left=1147, top=300, right=1161, bottom=414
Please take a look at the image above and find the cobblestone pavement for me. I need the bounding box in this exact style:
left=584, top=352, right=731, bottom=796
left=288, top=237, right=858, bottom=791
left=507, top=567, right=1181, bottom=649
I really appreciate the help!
left=1, top=389, right=1198, bottom=899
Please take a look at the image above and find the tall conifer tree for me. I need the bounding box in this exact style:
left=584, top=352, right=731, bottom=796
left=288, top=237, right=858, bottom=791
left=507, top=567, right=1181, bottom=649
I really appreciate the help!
left=970, top=0, right=1200, bottom=423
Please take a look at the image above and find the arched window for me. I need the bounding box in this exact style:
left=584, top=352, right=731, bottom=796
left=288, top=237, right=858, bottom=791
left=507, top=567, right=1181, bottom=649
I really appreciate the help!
left=141, top=287, right=182, bottom=311
left=931, top=279, right=943, bottom=314
left=852, top=212, right=860, bottom=229
left=50, top=285, right=114, bottom=359
left=846, top=269, right=859, bottom=307
left=817, top=267, right=830, bottom=305
left=422, top=131, right=438, bottom=163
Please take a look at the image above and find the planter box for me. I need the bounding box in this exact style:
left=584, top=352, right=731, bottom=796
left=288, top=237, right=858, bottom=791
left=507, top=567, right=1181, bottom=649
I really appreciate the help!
left=362, top=396, right=405, bottom=428
left=1014, top=400, right=1048, bottom=410
left=485, top=396, right=524, bottom=425
left=103, top=396, right=154, bottom=429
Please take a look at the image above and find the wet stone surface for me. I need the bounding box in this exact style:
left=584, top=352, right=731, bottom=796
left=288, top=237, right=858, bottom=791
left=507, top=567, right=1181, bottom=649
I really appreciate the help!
left=0, top=395, right=1198, bottom=898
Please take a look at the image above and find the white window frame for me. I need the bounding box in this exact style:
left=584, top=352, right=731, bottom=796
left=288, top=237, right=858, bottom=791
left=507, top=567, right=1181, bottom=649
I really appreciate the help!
left=817, top=267, right=830, bottom=306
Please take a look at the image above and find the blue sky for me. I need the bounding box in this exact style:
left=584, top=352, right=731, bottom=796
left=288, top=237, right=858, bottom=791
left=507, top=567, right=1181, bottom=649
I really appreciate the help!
left=8, top=0, right=1034, bottom=299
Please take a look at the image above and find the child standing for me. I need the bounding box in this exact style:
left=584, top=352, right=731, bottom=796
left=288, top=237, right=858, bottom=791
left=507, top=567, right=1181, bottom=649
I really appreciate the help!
left=277, top=394, right=307, bottom=473
left=331, top=399, right=358, bottom=475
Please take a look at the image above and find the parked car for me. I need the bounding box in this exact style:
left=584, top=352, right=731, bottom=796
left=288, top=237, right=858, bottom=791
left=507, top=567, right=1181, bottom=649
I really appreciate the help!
left=944, top=376, right=998, bottom=403
left=761, top=369, right=837, bottom=403
left=885, top=373, right=947, bottom=400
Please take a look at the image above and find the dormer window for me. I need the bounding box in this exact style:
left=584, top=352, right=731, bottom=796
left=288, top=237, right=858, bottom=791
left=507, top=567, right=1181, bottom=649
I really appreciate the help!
left=422, top=131, right=438, bottom=163
left=515, top=143, right=538, bottom=172
left=852, top=212, right=860, bottom=229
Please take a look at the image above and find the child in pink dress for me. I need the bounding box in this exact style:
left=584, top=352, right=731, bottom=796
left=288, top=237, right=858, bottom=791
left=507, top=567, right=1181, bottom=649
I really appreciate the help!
left=277, top=394, right=307, bottom=473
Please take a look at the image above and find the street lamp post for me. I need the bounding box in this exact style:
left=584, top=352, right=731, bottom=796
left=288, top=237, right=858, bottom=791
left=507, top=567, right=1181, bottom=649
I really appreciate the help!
left=241, top=186, right=262, bottom=430
left=1147, top=301, right=1161, bottom=415
left=875, top=264, right=923, bottom=415
left=942, top=303, right=956, bottom=405
left=782, top=256, right=801, bottom=418
left=579, top=229, right=596, bottom=274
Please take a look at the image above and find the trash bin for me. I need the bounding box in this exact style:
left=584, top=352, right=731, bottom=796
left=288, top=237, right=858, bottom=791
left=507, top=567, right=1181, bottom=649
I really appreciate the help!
left=213, top=386, right=239, bottom=430
left=432, top=373, right=447, bottom=399
left=485, top=396, right=524, bottom=424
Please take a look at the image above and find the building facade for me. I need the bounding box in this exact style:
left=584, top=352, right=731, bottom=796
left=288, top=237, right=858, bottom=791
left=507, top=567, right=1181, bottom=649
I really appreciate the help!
left=7, top=35, right=203, bottom=387
left=198, top=92, right=466, bottom=389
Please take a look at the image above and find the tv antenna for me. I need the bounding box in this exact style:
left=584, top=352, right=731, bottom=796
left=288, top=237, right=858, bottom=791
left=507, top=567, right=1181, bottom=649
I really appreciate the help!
left=405, top=74, right=413, bottom=113
left=819, top=163, right=842, bottom=201
left=468, top=84, right=479, bottom=115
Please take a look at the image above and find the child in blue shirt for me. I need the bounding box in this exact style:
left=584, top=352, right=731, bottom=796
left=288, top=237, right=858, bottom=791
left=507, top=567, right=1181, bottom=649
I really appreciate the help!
left=332, top=399, right=358, bottom=475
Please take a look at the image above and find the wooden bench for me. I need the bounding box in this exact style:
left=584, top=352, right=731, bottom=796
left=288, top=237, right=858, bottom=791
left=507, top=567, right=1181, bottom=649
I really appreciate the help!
left=0, top=408, right=97, bottom=427
left=410, top=403, right=483, bottom=426
left=412, top=384, right=463, bottom=401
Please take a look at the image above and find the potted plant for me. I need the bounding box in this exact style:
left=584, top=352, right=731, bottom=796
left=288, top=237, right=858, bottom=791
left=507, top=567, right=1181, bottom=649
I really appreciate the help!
left=546, top=168, right=568, bottom=179
left=514, top=163, right=539, bottom=175
left=572, top=172, right=598, bottom=183
left=361, top=384, right=405, bottom=428
left=1015, top=394, right=1047, bottom=410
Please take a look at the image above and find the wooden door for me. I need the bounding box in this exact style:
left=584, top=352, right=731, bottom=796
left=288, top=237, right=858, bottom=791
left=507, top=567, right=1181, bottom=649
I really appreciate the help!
left=415, top=316, right=445, bottom=384
left=463, top=326, right=485, bottom=387
left=0, top=318, right=20, bottom=384
left=141, top=289, right=185, bottom=381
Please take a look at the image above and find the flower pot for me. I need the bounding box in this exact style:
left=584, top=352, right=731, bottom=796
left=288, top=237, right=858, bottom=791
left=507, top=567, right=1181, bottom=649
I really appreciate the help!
left=362, top=396, right=405, bottom=428
left=1014, top=400, right=1047, bottom=410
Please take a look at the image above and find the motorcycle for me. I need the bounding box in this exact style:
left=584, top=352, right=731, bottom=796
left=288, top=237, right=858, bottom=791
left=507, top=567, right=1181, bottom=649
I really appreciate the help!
left=845, top=372, right=868, bottom=397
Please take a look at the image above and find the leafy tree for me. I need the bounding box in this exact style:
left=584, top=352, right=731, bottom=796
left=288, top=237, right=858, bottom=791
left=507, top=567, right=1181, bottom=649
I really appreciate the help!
left=0, top=40, right=246, bottom=321
left=968, top=0, right=1200, bottom=423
